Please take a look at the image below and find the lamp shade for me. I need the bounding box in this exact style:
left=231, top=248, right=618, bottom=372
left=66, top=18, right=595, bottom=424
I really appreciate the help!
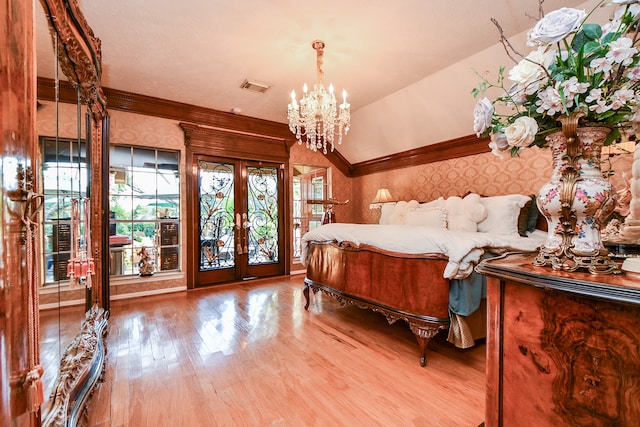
left=371, top=188, right=394, bottom=204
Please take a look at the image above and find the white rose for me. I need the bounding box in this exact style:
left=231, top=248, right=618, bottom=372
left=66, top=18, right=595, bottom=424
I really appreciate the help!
left=506, top=84, right=527, bottom=105
left=508, top=47, right=556, bottom=95
left=610, top=0, right=639, bottom=4
left=489, top=132, right=510, bottom=158
left=505, top=116, right=539, bottom=147
left=491, top=131, right=510, bottom=150
left=528, top=8, right=586, bottom=45
left=473, top=97, right=494, bottom=137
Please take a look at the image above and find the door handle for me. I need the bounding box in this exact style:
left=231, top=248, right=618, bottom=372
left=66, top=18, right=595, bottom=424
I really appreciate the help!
left=242, top=213, right=250, bottom=253
left=236, top=213, right=243, bottom=254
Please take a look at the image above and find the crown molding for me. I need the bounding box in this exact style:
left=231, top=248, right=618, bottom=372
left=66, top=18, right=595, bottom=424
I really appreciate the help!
left=349, top=134, right=490, bottom=177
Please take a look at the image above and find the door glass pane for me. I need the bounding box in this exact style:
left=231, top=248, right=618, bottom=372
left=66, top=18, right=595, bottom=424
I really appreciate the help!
left=199, top=160, right=235, bottom=271
left=247, top=166, right=279, bottom=265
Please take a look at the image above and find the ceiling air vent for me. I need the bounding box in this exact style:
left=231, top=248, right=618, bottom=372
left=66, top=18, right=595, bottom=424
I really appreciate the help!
left=240, top=79, right=270, bottom=93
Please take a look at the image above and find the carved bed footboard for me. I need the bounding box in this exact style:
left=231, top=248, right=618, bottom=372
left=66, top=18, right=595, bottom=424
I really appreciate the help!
left=304, top=241, right=451, bottom=366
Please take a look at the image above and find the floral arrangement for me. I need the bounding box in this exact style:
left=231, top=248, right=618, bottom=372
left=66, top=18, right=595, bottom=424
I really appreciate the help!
left=472, top=0, right=640, bottom=157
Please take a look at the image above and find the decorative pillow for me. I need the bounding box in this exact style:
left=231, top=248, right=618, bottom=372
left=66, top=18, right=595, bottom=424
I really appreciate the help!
left=517, top=197, right=534, bottom=236
left=419, top=196, right=445, bottom=209
left=445, top=193, right=487, bottom=232
left=388, top=200, right=419, bottom=225
left=379, top=202, right=397, bottom=224
left=479, top=194, right=532, bottom=236
left=516, top=195, right=540, bottom=236
left=406, top=207, right=447, bottom=228
left=526, top=195, right=540, bottom=233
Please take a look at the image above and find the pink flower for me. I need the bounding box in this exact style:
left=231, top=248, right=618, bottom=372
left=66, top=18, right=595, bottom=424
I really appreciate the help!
left=626, top=67, right=640, bottom=81
left=536, top=87, right=563, bottom=115
left=590, top=57, right=613, bottom=77
left=606, top=37, right=638, bottom=66
left=575, top=189, right=587, bottom=200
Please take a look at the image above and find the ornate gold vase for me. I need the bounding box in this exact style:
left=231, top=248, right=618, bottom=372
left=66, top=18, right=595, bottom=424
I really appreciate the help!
left=533, top=112, right=620, bottom=274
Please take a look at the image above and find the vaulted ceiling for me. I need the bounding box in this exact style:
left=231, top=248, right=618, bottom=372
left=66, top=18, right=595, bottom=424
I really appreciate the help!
left=35, top=0, right=591, bottom=163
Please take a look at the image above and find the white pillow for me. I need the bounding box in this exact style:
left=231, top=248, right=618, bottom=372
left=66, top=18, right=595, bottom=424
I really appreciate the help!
left=388, top=200, right=419, bottom=225
left=379, top=202, right=397, bottom=224
left=405, top=207, right=447, bottom=229
left=445, top=194, right=487, bottom=232
left=419, top=196, right=445, bottom=209
left=478, top=194, right=532, bottom=236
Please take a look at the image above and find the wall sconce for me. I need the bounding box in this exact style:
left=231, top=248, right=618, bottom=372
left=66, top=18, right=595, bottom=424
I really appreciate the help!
left=369, top=188, right=394, bottom=209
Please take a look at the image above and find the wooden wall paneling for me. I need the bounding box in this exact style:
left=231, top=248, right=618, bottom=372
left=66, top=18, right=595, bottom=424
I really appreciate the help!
left=350, top=134, right=491, bottom=177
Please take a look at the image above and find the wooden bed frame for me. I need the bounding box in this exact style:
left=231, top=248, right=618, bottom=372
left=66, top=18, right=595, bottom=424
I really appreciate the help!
left=303, top=240, right=451, bottom=366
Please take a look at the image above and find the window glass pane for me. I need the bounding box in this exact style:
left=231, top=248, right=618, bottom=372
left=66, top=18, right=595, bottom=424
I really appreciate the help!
left=130, top=170, right=157, bottom=197
left=157, top=170, right=179, bottom=196
left=113, top=222, right=133, bottom=240
left=133, top=197, right=157, bottom=221
left=110, top=195, right=133, bottom=220
left=132, top=221, right=156, bottom=245
left=157, top=150, right=179, bottom=172
left=43, top=196, right=63, bottom=221
left=156, top=198, right=179, bottom=219
left=110, top=145, right=132, bottom=169
left=44, top=196, right=76, bottom=220
left=132, top=147, right=156, bottom=169
left=109, top=169, right=132, bottom=195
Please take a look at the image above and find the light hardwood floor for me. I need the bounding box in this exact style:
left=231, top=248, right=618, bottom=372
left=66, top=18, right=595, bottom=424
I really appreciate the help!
left=40, top=275, right=485, bottom=427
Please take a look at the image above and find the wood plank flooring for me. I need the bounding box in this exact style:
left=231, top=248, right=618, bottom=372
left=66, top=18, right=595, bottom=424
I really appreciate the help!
left=40, top=275, right=485, bottom=426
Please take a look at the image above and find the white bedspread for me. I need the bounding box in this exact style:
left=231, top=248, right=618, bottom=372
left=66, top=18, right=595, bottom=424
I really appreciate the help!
left=301, top=223, right=545, bottom=279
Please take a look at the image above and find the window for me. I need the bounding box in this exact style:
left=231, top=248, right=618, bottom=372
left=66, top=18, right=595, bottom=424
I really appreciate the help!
left=41, top=137, right=89, bottom=285
left=109, top=146, right=180, bottom=276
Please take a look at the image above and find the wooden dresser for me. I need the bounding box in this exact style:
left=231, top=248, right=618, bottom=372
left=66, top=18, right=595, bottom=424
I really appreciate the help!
left=477, top=253, right=640, bottom=427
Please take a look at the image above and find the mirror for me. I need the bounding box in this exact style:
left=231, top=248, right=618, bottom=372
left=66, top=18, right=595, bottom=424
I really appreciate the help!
left=36, top=0, right=109, bottom=425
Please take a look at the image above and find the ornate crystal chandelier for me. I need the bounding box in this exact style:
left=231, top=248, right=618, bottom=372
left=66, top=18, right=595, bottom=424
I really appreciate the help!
left=288, top=40, right=350, bottom=154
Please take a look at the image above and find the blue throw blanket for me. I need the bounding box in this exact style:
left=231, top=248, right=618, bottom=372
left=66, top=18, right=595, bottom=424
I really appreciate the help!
left=448, top=253, right=495, bottom=316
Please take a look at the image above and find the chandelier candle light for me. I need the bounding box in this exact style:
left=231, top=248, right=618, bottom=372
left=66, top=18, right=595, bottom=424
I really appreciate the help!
left=288, top=40, right=350, bottom=154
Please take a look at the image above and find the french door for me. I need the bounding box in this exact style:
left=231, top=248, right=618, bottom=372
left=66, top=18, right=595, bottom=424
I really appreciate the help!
left=193, top=155, right=285, bottom=286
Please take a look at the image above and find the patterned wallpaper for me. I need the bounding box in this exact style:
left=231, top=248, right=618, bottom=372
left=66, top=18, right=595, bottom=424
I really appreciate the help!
left=355, top=146, right=633, bottom=224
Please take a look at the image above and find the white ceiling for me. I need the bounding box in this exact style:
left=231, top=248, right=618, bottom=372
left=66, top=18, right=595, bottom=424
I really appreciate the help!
left=35, top=0, right=589, bottom=163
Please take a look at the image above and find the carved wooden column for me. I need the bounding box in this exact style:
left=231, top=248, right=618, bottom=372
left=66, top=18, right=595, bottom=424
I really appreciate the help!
left=0, top=0, right=41, bottom=425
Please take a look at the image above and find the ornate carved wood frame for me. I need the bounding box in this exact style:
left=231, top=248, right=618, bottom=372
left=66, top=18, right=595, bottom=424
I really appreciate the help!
left=38, top=0, right=109, bottom=425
